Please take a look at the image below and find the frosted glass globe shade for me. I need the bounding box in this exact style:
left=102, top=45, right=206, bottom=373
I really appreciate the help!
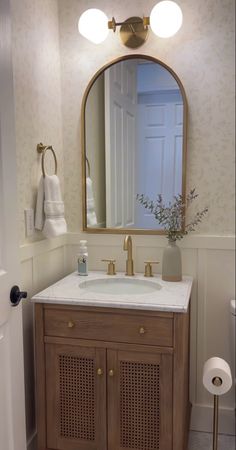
left=150, top=1, right=183, bottom=38
left=78, top=9, right=109, bottom=44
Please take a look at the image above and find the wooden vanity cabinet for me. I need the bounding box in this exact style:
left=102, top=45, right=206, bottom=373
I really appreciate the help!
left=45, top=343, right=107, bottom=450
left=107, top=348, right=173, bottom=450
left=35, top=304, right=190, bottom=450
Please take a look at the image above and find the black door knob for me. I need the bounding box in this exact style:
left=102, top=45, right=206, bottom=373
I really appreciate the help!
left=10, top=285, right=27, bottom=307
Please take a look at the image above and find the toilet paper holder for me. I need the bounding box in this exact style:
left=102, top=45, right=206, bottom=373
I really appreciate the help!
left=203, top=357, right=232, bottom=450
left=212, top=377, right=222, bottom=450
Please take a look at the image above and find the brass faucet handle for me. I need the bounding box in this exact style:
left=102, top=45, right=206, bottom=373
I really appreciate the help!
left=144, top=261, right=160, bottom=277
left=101, top=259, right=116, bottom=275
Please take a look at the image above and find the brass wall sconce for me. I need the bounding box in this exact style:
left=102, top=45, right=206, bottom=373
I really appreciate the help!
left=108, top=16, right=150, bottom=49
left=78, top=1, right=183, bottom=49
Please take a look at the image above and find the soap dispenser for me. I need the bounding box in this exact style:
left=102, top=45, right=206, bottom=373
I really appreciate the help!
left=78, top=240, right=88, bottom=276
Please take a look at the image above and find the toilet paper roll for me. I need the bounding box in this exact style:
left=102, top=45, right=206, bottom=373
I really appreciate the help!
left=203, top=357, right=232, bottom=395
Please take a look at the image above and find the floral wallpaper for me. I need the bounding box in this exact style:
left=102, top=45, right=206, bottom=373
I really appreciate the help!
left=11, top=0, right=64, bottom=244
left=58, top=0, right=235, bottom=235
left=12, top=0, right=235, bottom=243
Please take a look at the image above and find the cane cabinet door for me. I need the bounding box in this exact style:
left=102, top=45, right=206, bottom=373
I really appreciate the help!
left=45, top=343, right=106, bottom=450
left=107, top=349, right=173, bottom=450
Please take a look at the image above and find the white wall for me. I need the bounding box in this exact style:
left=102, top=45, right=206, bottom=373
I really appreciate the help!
left=137, top=62, right=179, bottom=92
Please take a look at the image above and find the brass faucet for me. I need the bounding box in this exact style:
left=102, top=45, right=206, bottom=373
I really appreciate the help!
left=123, top=235, right=134, bottom=276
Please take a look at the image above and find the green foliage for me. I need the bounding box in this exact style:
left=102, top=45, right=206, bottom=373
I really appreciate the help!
left=137, top=189, right=208, bottom=241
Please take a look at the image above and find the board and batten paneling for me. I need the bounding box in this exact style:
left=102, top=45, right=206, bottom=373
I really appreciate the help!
left=20, top=233, right=235, bottom=448
left=20, top=235, right=69, bottom=450
left=66, top=233, right=235, bottom=434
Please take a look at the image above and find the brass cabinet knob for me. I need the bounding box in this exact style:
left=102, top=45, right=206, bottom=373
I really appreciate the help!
left=144, top=261, right=159, bottom=277
left=139, top=326, right=146, bottom=335
left=97, top=368, right=103, bottom=376
left=67, top=320, right=75, bottom=328
left=101, top=259, right=116, bottom=275
left=108, top=369, right=114, bottom=377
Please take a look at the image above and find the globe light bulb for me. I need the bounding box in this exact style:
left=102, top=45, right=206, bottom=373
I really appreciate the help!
left=78, top=9, right=109, bottom=44
left=150, top=1, right=183, bottom=38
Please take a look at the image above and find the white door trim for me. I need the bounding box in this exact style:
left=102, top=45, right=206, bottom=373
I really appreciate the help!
left=0, top=1, right=27, bottom=449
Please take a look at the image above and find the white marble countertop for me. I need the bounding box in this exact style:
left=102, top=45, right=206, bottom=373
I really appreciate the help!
left=32, top=271, right=193, bottom=313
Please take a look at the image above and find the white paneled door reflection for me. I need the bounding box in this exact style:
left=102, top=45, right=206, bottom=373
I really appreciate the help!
left=104, top=60, right=183, bottom=230
left=105, top=60, right=137, bottom=228
left=136, top=90, right=183, bottom=228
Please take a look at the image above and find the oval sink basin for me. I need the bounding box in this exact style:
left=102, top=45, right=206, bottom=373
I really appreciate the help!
left=79, top=278, right=162, bottom=295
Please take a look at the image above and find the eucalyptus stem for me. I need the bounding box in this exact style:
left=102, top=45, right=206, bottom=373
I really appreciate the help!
left=136, top=189, right=208, bottom=241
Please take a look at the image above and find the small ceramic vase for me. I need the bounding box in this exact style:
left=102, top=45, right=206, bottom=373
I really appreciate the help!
left=162, top=239, right=182, bottom=282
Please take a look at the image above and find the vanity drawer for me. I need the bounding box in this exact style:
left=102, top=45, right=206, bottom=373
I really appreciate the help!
left=44, top=308, right=173, bottom=347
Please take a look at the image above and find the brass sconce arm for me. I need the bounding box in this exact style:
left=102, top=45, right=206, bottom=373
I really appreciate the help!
left=108, top=16, right=150, bottom=32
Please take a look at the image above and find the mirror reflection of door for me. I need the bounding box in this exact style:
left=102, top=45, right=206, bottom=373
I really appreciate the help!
left=84, top=57, right=186, bottom=232
left=136, top=62, right=183, bottom=228
left=85, top=74, right=106, bottom=228
left=105, top=60, right=137, bottom=228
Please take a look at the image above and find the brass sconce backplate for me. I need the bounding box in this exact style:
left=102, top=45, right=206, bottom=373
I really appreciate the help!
left=120, top=17, right=149, bottom=48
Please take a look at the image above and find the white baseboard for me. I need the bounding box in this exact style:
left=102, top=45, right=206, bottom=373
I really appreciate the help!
left=191, top=404, right=235, bottom=435
left=27, top=431, right=37, bottom=450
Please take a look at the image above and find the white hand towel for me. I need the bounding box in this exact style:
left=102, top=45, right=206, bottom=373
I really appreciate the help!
left=86, top=177, right=97, bottom=226
left=43, top=175, right=67, bottom=238
left=35, top=176, right=45, bottom=231
left=44, top=200, right=64, bottom=217
left=44, top=174, right=62, bottom=201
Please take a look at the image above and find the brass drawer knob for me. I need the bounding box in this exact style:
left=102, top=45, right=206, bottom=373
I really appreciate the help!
left=139, top=326, right=146, bottom=335
left=108, top=369, right=114, bottom=377
left=68, top=320, right=75, bottom=328
left=97, top=368, right=103, bottom=376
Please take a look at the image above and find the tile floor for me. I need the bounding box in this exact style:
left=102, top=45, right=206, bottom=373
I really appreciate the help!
left=188, top=431, right=236, bottom=450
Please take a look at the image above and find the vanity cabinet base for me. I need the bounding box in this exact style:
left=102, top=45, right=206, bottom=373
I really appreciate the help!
left=35, top=304, right=190, bottom=450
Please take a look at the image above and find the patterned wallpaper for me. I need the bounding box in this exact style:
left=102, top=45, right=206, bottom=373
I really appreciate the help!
left=11, top=0, right=64, bottom=244
left=12, top=0, right=235, bottom=243
left=58, top=0, right=235, bottom=235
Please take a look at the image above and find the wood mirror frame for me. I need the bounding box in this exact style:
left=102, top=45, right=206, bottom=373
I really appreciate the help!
left=81, top=54, right=188, bottom=235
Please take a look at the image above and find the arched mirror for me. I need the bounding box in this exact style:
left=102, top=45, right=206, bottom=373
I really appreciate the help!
left=82, top=55, right=187, bottom=234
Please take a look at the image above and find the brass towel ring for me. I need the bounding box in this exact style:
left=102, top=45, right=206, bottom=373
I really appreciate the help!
left=37, top=143, right=57, bottom=178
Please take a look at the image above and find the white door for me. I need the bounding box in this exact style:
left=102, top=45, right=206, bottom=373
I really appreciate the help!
left=0, top=1, right=27, bottom=450
left=135, top=90, right=183, bottom=228
left=105, top=60, right=137, bottom=228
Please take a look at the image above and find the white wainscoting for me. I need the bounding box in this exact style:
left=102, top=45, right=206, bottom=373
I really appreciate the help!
left=67, top=233, right=235, bottom=434
left=20, top=232, right=235, bottom=446
left=20, top=235, right=69, bottom=450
